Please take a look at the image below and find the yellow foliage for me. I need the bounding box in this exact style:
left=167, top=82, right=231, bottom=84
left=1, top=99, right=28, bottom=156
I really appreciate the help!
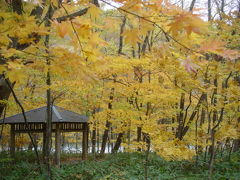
left=0, top=0, right=239, bottom=161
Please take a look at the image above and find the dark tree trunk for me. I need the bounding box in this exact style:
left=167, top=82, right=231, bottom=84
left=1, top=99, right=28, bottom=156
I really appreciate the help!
left=43, top=5, right=54, bottom=179
left=220, top=0, right=225, bottom=13
left=91, top=126, right=96, bottom=154
left=208, top=0, right=212, bottom=21
left=0, top=77, right=14, bottom=117
left=179, top=93, right=206, bottom=140
left=100, top=88, right=114, bottom=155
left=189, top=0, right=196, bottom=11
left=12, top=0, right=23, bottom=15
left=233, top=116, right=240, bottom=152
left=141, top=33, right=149, bottom=55
left=112, top=133, right=123, bottom=153
left=144, top=133, right=151, bottom=180
left=176, top=93, right=185, bottom=139
left=233, top=139, right=240, bottom=152
left=100, top=121, right=111, bottom=155
left=97, top=128, right=100, bottom=152
left=118, top=16, right=126, bottom=55
left=91, top=0, right=100, bottom=7
left=137, top=127, right=142, bottom=151
left=200, top=106, right=206, bottom=126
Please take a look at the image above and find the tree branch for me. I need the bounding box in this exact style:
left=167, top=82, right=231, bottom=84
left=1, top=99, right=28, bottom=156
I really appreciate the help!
left=56, top=8, right=89, bottom=22
left=56, top=0, right=100, bottom=22
left=99, top=0, right=201, bottom=54
left=3, top=75, right=42, bottom=173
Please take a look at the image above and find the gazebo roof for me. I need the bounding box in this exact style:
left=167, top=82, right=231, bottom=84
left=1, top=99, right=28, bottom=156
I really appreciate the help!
left=0, top=106, right=88, bottom=124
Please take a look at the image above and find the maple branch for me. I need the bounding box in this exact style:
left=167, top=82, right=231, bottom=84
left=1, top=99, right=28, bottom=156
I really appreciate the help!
left=118, top=16, right=127, bottom=55
left=51, top=91, right=66, bottom=105
left=3, top=75, right=42, bottom=173
left=223, top=71, right=232, bottom=88
left=16, top=49, right=55, bottom=60
left=183, top=91, right=192, bottom=127
left=212, top=107, right=224, bottom=131
left=56, top=0, right=100, bottom=22
left=60, top=3, right=84, bottom=56
left=99, top=0, right=201, bottom=54
left=0, top=106, right=7, bottom=141
left=56, top=8, right=89, bottom=22
left=180, top=93, right=207, bottom=139
left=212, top=71, right=232, bottom=131
left=162, top=71, right=200, bottom=101
left=103, top=77, right=130, bottom=86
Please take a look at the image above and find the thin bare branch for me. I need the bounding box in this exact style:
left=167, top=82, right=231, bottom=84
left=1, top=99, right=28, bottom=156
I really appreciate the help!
left=99, top=0, right=202, bottom=54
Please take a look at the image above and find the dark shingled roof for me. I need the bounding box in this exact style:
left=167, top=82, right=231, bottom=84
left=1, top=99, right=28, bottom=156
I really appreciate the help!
left=0, top=106, right=88, bottom=124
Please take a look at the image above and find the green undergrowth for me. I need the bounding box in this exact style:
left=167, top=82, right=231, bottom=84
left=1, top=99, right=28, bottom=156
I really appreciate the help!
left=0, top=151, right=239, bottom=180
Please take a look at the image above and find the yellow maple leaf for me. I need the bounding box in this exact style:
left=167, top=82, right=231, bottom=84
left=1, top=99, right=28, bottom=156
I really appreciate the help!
left=199, top=39, right=226, bottom=53
left=51, top=0, right=59, bottom=7
left=199, top=39, right=240, bottom=60
left=54, top=21, right=69, bottom=38
left=88, top=4, right=102, bottom=19
left=139, top=20, right=154, bottom=36
left=0, top=65, right=6, bottom=74
left=122, top=29, right=142, bottom=47
left=168, top=12, right=207, bottom=36
left=221, top=49, right=240, bottom=60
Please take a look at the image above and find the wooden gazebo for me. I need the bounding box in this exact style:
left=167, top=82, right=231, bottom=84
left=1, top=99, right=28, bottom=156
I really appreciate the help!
left=0, top=106, right=89, bottom=166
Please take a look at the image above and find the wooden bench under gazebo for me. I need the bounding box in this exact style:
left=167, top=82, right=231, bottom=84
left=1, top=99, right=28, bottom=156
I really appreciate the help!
left=0, top=106, right=89, bottom=166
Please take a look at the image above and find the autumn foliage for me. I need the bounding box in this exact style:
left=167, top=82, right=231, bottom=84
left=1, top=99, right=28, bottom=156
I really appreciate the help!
left=0, top=0, right=240, bottom=176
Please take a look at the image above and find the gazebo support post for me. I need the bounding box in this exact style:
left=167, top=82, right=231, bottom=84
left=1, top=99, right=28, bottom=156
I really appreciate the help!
left=55, top=124, right=61, bottom=167
left=82, top=123, right=88, bottom=160
left=10, top=124, right=15, bottom=158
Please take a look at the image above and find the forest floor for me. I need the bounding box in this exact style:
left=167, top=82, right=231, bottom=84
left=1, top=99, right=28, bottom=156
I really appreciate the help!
left=0, top=151, right=239, bottom=180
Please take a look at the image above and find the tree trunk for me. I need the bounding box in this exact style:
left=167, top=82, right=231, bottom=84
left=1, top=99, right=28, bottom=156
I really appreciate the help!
left=179, top=93, right=206, bottom=140
left=233, top=117, right=240, bottom=152
left=137, top=127, right=142, bottom=151
left=208, top=129, right=216, bottom=179
left=118, top=16, right=126, bottom=55
left=233, top=139, right=240, bottom=152
left=141, top=33, right=149, bottom=55
left=12, top=0, right=23, bottom=15
left=97, top=128, right=100, bottom=152
left=43, top=5, right=54, bottom=179
left=92, top=127, right=96, bottom=154
left=0, top=77, right=14, bottom=117
left=112, top=133, right=123, bottom=153
left=176, top=93, right=185, bottom=139
left=208, top=0, right=212, bottom=21
left=189, top=0, right=197, bottom=11
left=100, top=88, right=114, bottom=155
left=220, top=0, right=225, bottom=13
left=100, top=121, right=111, bottom=155
left=144, top=133, right=151, bottom=180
